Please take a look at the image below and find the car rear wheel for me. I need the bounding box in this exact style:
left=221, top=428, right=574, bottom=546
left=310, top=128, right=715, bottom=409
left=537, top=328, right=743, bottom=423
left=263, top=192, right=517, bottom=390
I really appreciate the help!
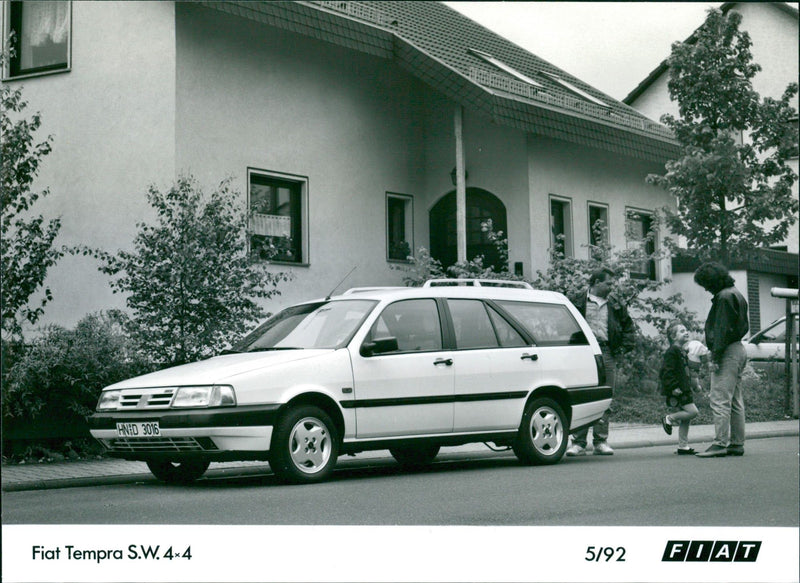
left=389, top=444, right=440, bottom=468
left=146, top=459, right=210, bottom=484
left=513, top=397, right=567, bottom=465
left=270, top=405, right=339, bottom=484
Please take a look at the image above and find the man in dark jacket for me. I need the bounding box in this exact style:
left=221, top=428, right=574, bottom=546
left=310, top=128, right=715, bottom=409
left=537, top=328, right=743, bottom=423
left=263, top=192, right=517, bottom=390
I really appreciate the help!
left=693, top=262, right=749, bottom=458
left=566, top=267, right=636, bottom=456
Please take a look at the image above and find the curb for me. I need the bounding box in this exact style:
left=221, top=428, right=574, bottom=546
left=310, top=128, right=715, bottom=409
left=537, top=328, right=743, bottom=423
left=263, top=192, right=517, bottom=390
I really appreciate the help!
left=609, top=427, right=800, bottom=451
left=3, top=427, right=797, bottom=492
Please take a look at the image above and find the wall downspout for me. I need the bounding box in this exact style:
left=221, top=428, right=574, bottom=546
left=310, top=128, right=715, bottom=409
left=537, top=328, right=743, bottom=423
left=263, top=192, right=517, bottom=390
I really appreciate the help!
left=454, top=105, right=467, bottom=263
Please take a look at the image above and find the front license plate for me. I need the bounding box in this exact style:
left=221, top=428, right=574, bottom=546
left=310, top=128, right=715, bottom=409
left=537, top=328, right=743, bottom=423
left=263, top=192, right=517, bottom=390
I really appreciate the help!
left=116, top=421, right=160, bottom=438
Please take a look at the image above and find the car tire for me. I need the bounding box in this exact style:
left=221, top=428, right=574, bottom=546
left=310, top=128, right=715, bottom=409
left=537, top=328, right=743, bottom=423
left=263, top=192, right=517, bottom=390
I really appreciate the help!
left=389, top=444, right=440, bottom=468
left=146, top=459, right=210, bottom=484
left=513, top=397, right=567, bottom=465
left=270, top=405, right=340, bottom=484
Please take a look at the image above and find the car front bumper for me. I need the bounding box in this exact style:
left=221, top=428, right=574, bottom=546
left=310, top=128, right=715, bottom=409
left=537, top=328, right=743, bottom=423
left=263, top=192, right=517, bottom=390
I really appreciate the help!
left=88, top=404, right=281, bottom=461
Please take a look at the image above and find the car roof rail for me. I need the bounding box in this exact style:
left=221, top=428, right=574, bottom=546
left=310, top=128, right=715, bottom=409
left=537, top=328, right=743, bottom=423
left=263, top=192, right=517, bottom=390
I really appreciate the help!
left=341, top=286, right=407, bottom=295
left=423, top=278, right=533, bottom=289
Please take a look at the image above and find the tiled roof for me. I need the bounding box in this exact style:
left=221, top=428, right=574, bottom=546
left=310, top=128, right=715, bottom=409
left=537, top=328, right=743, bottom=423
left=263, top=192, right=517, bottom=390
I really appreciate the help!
left=202, top=1, right=680, bottom=162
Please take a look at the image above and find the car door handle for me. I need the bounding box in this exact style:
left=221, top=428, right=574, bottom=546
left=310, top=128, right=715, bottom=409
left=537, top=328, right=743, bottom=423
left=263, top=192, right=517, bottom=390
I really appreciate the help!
left=433, top=358, right=453, bottom=366
left=521, top=353, right=539, bottom=361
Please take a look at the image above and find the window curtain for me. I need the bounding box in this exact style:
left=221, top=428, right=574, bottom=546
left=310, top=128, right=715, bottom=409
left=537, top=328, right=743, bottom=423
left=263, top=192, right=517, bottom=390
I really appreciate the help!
left=20, top=1, right=69, bottom=69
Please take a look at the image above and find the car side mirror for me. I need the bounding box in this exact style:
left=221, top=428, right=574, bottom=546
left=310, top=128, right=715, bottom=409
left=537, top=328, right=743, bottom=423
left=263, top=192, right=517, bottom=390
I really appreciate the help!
left=360, top=336, right=399, bottom=356
left=750, top=335, right=762, bottom=345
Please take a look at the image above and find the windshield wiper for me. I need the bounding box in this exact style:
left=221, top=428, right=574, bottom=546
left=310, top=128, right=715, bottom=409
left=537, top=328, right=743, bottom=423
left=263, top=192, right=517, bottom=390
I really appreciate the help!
left=246, top=347, right=304, bottom=352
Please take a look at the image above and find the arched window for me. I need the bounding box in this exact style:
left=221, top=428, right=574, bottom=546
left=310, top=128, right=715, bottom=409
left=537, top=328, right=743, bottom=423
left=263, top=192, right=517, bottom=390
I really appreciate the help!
left=429, top=188, right=507, bottom=271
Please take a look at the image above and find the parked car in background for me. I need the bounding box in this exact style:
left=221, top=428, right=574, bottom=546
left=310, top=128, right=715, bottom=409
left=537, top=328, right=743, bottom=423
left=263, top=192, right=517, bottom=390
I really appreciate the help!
left=745, top=314, right=799, bottom=362
left=89, top=279, right=612, bottom=484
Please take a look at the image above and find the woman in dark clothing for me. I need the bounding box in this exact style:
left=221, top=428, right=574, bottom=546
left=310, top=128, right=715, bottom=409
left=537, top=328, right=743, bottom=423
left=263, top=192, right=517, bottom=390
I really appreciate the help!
left=660, top=321, right=700, bottom=454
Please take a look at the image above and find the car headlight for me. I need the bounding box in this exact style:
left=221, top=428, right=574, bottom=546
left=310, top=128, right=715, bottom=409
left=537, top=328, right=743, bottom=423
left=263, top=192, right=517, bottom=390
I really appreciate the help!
left=171, top=385, right=237, bottom=408
left=97, top=390, right=122, bottom=411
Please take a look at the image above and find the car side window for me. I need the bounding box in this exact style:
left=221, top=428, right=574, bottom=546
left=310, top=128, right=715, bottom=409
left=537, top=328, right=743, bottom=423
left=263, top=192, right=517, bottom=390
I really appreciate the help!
left=448, top=299, right=500, bottom=349
left=368, top=299, right=442, bottom=353
left=496, top=300, right=588, bottom=346
left=486, top=305, right=528, bottom=347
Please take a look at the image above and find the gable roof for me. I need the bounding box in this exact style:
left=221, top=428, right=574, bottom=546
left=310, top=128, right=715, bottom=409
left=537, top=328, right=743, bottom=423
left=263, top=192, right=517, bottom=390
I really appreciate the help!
left=200, top=1, right=680, bottom=162
left=623, top=2, right=800, bottom=105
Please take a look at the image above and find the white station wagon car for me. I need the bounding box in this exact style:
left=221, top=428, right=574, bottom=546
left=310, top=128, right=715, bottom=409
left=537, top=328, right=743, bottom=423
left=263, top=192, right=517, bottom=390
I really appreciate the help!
left=89, top=280, right=612, bottom=484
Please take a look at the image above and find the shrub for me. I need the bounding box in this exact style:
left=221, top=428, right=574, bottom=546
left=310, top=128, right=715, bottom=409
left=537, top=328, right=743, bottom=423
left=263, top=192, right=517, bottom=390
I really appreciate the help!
left=2, top=310, right=155, bottom=422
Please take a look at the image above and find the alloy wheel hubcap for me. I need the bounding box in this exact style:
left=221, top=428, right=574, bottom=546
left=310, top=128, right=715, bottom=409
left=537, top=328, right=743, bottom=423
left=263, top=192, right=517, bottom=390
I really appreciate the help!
left=289, top=417, right=332, bottom=474
left=530, top=406, right=563, bottom=455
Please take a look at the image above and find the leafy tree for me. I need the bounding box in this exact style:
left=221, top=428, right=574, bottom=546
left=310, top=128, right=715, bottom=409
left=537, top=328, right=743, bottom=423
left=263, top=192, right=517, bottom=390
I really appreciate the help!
left=648, top=8, right=799, bottom=265
left=1, top=46, right=62, bottom=340
left=94, top=176, right=291, bottom=365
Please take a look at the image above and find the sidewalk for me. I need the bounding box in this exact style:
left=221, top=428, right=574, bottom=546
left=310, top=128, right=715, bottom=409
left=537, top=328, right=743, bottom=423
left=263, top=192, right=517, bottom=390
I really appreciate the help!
left=2, top=420, right=797, bottom=492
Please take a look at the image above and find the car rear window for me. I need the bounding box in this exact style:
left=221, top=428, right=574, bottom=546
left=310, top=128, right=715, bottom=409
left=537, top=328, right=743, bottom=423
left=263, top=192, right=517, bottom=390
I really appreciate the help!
left=496, top=301, right=588, bottom=346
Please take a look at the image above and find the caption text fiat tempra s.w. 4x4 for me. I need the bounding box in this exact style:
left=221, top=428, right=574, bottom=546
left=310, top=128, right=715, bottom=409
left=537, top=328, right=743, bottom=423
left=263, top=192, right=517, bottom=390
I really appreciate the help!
left=89, top=279, right=612, bottom=484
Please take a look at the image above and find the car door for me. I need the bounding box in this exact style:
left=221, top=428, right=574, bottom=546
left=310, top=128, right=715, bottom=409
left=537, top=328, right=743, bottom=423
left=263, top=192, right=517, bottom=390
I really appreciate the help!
left=350, top=298, right=455, bottom=438
left=495, top=299, right=598, bottom=391
left=448, top=299, right=535, bottom=432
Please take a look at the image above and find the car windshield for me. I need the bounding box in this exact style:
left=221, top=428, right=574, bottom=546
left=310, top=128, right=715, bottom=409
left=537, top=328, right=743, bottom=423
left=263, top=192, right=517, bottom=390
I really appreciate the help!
left=233, top=299, right=377, bottom=352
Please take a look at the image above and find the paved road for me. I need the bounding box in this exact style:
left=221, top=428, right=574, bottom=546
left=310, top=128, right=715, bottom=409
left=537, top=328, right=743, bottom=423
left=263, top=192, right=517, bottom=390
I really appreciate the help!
left=3, top=436, right=797, bottom=526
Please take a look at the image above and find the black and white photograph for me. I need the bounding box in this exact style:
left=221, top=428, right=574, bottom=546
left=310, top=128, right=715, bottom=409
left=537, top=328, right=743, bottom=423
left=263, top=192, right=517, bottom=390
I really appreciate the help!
left=1, top=1, right=798, bottom=582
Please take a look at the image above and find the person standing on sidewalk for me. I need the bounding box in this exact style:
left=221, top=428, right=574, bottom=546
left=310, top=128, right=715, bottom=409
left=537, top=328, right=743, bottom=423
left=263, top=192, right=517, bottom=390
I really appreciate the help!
left=567, top=267, right=636, bottom=456
left=659, top=321, right=700, bottom=454
left=693, top=262, right=749, bottom=458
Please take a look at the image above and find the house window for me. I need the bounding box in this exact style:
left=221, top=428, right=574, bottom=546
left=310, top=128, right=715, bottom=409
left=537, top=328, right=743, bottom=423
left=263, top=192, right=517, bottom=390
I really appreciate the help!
left=538, top=71, right=610, bottom=109
left=626, top=208, right=657, bottom=280
left=588, top=202, right=609, bottom=259
left=248, top=170, right=307, bottom=264
left=6, top=1, right=70, bottom=78
left=550, top=196, right=573, bottom=257
left=386, top=193, right=413, bottom=262
left=468, top=48, right=544, bottom=88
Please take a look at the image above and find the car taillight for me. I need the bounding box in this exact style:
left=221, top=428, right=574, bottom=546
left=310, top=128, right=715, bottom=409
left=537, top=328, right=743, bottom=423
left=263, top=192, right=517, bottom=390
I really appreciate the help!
left=594, top=354, right=606, bottom=386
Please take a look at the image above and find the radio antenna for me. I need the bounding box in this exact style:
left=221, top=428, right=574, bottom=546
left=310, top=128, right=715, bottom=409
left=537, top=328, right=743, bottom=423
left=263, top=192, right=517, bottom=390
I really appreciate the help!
left=326, top=266, right=357, bottom=300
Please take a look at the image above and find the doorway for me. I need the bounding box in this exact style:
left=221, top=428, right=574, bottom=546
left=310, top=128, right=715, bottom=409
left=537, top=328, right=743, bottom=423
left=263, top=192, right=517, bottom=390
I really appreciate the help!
left=429, top=188, right=508, bottom=271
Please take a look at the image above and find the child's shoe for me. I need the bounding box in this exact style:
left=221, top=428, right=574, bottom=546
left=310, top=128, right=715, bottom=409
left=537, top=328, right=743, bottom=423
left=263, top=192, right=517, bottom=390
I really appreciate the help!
left=676, top=447, right=695, bottom=455
left=661, top=415, right=673, bottom=435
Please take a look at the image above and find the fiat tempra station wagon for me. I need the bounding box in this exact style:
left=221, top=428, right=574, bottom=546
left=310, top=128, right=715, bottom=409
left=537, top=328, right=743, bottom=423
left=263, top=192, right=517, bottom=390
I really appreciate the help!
left=89, top=280, right=612, bottom=484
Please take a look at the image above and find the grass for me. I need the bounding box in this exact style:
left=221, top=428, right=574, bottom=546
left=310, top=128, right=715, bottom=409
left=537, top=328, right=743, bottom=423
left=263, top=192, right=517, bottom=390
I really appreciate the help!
left=612, top=362, right=793, bottom=425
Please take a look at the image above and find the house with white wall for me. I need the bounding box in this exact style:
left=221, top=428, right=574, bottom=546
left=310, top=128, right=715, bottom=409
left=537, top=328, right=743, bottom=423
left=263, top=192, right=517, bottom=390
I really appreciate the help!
left=624, top=2, right=799, bottom=333
left=2, top=1, right=681, bottom=332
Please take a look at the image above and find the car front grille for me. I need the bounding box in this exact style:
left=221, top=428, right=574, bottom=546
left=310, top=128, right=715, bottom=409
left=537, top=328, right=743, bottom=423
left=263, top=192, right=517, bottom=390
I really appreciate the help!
left=102, top=437, right=218, bottom=452
left=117, top=387, right=176, bottom=410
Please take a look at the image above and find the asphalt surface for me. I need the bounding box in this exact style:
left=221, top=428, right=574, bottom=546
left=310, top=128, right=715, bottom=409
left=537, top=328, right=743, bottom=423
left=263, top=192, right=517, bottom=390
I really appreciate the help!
left=2, top=419, right=797, bottom=492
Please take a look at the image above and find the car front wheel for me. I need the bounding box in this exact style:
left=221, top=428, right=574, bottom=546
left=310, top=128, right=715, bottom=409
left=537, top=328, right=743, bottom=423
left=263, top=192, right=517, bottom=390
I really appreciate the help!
left=270, top=405, right=340, bottom=484
left=146, top=459, right=210, bottom=484
left=513, top=397, right=567, bottom=465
